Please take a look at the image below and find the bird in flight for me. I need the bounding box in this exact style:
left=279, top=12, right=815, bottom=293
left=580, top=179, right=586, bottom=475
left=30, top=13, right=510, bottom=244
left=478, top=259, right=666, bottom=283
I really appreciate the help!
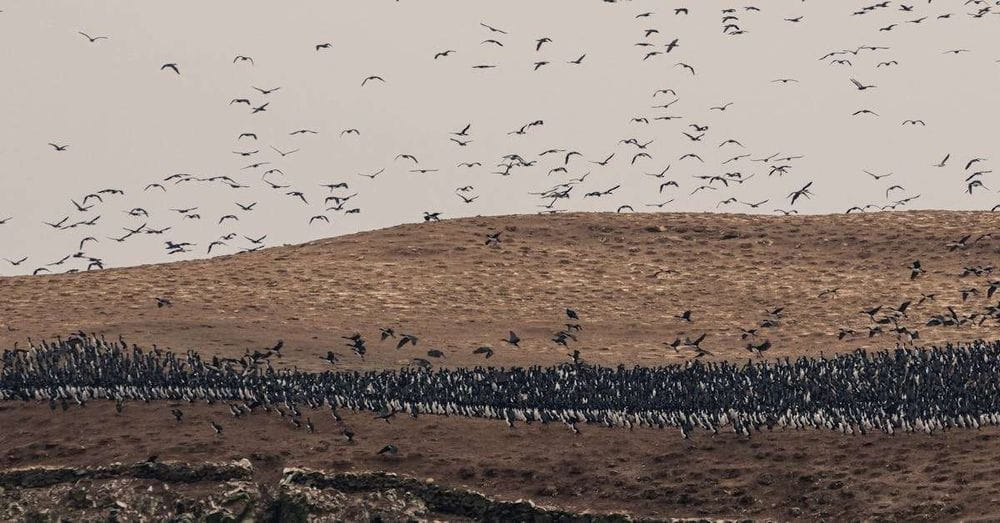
left=675, top=63, right=696, bottom=75
left=160, top=63, right=180, bottom=75
left=788, top=182, right=814, bottom=205
left=864, top=170, right=892, bottom=180
left=850, top=78, right=876, bottom=90
left=480, top=22, right=507, bottom=34
left=78, top=31, right=108, bottom=43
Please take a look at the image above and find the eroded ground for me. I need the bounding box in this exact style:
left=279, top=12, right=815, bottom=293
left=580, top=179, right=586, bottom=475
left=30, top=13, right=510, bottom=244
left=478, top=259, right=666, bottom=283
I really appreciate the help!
left=3, top=211, right=1000, bottom=520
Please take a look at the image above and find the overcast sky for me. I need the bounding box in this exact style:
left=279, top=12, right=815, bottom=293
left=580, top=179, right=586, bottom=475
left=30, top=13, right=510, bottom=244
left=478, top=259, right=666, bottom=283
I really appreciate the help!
left=0, top=1, right=998, bottom=275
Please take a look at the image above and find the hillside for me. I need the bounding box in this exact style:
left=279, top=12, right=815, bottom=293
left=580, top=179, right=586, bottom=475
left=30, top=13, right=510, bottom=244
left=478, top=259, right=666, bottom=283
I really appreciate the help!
left=6, top=211, right=1000, bottom=520
left=2, top=211, right=998, bottom=369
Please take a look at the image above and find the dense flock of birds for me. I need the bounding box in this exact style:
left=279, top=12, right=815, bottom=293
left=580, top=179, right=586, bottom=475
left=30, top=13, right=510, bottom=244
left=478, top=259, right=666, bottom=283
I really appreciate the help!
left=0, top=2, right=999, bottom=274
left=6, top=333, right=1000, bottom=447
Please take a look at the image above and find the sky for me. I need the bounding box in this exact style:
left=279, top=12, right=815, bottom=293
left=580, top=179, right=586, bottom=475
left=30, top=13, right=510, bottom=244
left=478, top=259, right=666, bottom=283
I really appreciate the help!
left=0, top=0, right=998, bottom=274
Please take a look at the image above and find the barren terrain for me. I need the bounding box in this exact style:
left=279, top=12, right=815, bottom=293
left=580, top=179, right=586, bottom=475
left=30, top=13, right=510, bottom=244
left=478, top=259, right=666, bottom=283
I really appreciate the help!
left=3, top=211, right=1000, bottom=520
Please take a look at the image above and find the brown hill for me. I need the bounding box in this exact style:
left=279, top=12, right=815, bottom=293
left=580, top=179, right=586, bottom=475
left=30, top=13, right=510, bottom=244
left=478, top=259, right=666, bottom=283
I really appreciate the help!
left=2, top=211, right=997, bottom=369
left=4, top=211, right=1000, bottom=520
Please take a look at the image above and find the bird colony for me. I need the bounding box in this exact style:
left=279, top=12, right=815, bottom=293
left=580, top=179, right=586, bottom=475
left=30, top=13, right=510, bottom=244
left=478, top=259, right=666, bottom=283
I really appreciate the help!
left=4, top=333, right=1000, bottom=441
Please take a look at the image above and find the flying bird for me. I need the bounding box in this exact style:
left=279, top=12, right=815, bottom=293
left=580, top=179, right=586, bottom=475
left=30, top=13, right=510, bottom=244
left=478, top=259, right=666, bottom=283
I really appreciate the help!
left=78, top=31, right=108, bottom=43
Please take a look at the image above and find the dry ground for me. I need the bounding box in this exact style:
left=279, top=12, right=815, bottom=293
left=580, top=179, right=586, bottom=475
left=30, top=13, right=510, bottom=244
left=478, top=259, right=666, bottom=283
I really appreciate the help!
left=3, top=211, right=1000, bottom=520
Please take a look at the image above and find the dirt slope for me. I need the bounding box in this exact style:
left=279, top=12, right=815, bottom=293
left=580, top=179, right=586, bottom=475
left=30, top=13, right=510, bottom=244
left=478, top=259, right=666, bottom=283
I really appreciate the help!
left=3, top=211, right=1000, bottom=520
left=2, top=211, right=998, bottom=369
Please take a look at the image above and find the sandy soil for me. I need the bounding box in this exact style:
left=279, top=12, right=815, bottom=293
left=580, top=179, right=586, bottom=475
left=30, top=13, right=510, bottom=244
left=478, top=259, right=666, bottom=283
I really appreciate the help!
left=3, top=211, right=1000, bottom=519
left=0, top=401, right=993, bottom=521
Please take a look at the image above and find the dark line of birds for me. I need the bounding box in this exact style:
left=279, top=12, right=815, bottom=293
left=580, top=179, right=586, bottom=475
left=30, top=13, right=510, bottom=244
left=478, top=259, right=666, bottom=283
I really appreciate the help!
left=7, top=332, right=1000, bottom=446
left=3, top=3, right=1000, bottom=274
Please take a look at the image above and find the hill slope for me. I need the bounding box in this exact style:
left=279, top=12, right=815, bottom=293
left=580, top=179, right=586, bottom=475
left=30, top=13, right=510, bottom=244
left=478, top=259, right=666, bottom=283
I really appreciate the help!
left=2, top=211, right=998, bottom=369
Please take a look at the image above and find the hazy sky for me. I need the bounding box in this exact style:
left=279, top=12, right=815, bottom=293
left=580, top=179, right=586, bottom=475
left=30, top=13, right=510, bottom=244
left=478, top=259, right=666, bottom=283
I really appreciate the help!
left=0, top=1, right=998, bottom=274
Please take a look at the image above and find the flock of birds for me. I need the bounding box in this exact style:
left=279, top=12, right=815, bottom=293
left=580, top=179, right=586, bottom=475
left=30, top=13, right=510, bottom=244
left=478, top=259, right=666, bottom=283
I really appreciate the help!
left=5, top=333, right=1000, bottom=448
left=1, top=2, right=999, bottom=274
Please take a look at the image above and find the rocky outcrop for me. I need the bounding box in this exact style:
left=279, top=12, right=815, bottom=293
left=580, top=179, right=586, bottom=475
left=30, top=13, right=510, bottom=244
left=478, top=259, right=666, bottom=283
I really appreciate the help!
left=0, top=461, right=754, bottom=522
left=283, top=468, right=650, bottom=522
left=0, top=459, right=254, bottom=489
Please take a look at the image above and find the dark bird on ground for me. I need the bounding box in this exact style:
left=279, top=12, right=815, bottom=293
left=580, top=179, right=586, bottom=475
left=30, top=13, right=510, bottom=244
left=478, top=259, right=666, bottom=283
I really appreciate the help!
left=746, top=340, right=771, bottom=357
left=946, top=235, right=972, bottom=252
left=818, top=288, right=839, bottom=298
